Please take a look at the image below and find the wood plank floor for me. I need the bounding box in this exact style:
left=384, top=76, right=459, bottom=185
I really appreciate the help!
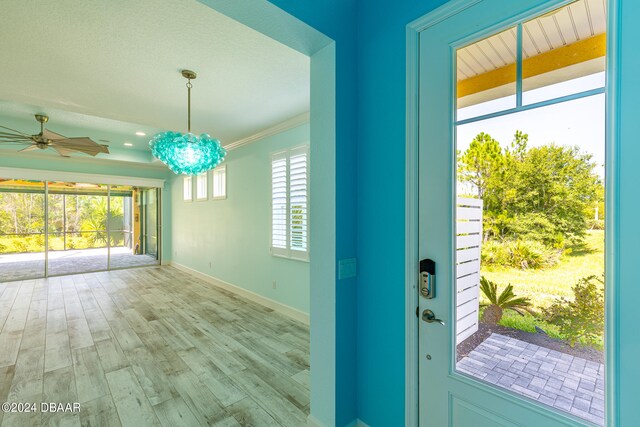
left=0, top=266, right=310, bottom=426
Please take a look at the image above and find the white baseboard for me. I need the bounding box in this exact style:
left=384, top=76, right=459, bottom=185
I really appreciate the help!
left=169, top=261, right=309, bottom=325
left=307, top=415, right=369, bottom=427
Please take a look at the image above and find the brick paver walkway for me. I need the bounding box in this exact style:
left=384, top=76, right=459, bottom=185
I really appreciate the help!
left=457, top=333, right=604, bottom=425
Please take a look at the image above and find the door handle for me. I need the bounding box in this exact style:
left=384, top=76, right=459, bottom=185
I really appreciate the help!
left=421, top=309, right=445, bottom=326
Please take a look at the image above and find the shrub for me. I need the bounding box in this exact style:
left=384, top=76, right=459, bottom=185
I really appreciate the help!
left=481, top=238, right=560, bottom=269
left=543, top=275, right=604, bottom=348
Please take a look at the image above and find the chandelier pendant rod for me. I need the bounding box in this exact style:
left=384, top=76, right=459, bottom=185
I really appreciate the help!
left=187, top=79, right=191, bottom=133
left=181, top=69, right=196, bottom=134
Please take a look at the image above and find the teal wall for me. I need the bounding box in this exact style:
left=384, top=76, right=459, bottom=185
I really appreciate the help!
left=355, top=1, right=446, bottom=425
left=0, top=153, right=173, bottom=264
left=169, top=123, right=311, bottom=314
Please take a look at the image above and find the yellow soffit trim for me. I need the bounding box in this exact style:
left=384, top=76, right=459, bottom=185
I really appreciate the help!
left=458, top=33, right=606, bottom=98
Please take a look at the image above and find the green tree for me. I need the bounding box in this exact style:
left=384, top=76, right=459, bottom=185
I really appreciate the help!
left=458, top=132, right=600, bottom=245
left=505, top=143, right=599, bottom=242
left=458, top=132, right=505, bottom=201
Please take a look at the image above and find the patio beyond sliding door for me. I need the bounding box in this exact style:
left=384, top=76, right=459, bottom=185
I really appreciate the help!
left=47, top=182, right=109, bottom=276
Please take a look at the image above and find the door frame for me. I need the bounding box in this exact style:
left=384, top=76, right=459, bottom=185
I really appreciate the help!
left=404, top=0, right=620, bottom=425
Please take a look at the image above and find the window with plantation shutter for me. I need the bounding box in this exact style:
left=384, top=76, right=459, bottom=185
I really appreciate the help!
left=271, top=145, right=309, bottom=260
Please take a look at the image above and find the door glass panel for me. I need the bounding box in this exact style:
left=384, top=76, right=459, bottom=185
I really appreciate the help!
left=522, top=0, right=606, bottom=105
left=144, top=188, right=159, bottom=259
left=0, top=179, right=45, bottom=281
left=109, top=186, right=159, bottom=269
left=47, top=182, right=109, bottom=276
left=457, top=27, right=517, bottom=122
left=453, top=4, right=606, bottom=425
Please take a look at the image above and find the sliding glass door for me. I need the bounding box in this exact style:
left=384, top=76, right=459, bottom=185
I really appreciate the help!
left=47, top=182, right=109, bottom=276
left=0, top=179, right=46, bottom=281
left=109, top=186, right=159, bottom=269
left=0, top=178, right=160, bottom=282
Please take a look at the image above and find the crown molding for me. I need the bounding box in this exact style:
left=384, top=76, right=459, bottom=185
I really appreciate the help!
left=224, top=112, right=310, bottom=151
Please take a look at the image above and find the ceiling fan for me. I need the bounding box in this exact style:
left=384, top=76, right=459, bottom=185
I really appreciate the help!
left=0, top=114, right=110, bottom=157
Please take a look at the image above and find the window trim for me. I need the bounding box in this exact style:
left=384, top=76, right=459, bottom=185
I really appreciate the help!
left=212, top=165, right=227, bottom=200
left=270, top=144, right=309, bottom=262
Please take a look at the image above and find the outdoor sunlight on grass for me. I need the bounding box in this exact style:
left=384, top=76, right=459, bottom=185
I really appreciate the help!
left=479, top=230, right=605, bottom=349
left=482, top=230, right=604, bottom=310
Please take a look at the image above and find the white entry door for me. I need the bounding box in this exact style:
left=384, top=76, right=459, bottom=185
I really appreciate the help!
left=416, top=0, right=613, bottom=426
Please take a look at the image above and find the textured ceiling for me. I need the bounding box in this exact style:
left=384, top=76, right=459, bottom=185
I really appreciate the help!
left=0, top=0, right=310, bottom=155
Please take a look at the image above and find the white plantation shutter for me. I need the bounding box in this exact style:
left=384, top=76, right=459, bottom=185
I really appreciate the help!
left=196, top=173, right=207, bottom=200
left=271, top=145, right=309, bottom=260
left=213, top=165, right=226, bottom=199
left=289, top=147, right=308, bottom=257
left=183, top=176, right=192, bottom=201
left=271, top=152, right=288, bottom=255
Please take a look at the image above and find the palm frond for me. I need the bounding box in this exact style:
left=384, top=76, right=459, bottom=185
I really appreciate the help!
left=480, top=276, right=531, bottom=311
left=480, top=276, right=498, bottom=304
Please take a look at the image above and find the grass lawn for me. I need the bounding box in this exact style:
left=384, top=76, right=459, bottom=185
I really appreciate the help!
left=479, top=230, right=604, bottom=349
left=482, top=230, right=604, bottom=309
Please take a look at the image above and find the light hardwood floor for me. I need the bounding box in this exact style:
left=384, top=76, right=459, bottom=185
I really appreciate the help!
left=0, top=266, right=310, bottom=426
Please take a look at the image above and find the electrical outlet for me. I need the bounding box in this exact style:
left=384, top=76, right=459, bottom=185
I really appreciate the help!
left=209, top=261, right=212, bottom=268
left=272, top=281, right=277, bottom=289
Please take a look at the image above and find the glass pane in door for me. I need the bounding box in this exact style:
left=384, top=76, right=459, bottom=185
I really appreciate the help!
left=109, top=186, right=159, bottom=269
left=453, top=3, right=606, bottom=425
left=0, top=179, right=45, bottom=282
left=47, top=182, right=109, bottom=276
left=522, top=0, right=606, bottom=105
left=457, top=27, right=517, bottom=121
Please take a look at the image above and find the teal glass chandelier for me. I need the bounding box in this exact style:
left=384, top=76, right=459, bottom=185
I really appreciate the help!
left=150, top=70, right=226, bottom=175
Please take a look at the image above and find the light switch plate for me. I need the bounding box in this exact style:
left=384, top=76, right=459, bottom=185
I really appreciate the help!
left=338, top=258, right=357, bottom=280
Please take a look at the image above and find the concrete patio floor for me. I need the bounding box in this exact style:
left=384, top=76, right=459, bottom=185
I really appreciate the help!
left=457, top=333, right=604, bottom=425
left=0, top=247, right=158, bottom=282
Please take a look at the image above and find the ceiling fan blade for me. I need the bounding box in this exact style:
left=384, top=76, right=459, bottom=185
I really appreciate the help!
left=0, top=137, right=32, bottom=143
left=52, top=146, right=74, bottom=157
left=19, top=145, right=39, bottom=152
left=0, top=124, right=31, bottom=136
left=42, top=129, right=67, bottom=141
left=51, top=138, right=109, bottom=156
left=0, top=131, right=26, bottom=137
